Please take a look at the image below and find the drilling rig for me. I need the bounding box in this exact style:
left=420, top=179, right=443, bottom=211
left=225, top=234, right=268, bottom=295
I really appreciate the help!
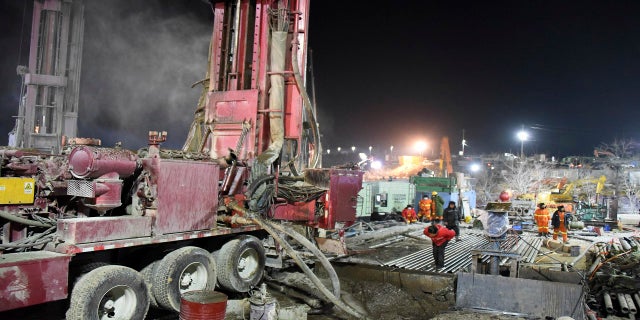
left=0, top=1, right=364, bottom=318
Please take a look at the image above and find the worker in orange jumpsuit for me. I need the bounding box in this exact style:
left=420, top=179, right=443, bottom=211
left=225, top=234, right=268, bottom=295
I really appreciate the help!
left=551, top=205, right=571, bottom=243
left=401, top=205, right=418, bottom=224
left=418, top=195, right=433, bottom=222
left=534, top=203, right=550, bottom=237
left=424, top=224, right=456, bottom=270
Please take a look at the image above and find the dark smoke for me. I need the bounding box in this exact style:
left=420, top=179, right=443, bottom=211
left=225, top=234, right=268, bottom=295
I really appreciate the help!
left=79, top=0, right=212, bottom=149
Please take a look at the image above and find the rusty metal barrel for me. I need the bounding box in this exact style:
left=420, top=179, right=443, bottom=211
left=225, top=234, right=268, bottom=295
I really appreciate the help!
left=180, top=290, right=228, bottom=320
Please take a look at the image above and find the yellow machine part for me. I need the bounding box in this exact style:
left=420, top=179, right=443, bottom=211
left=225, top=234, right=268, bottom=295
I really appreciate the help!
left=0, top=177, right=36, bottom=204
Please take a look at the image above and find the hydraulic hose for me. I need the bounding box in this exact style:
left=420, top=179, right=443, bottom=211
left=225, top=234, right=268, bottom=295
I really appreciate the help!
left=254, top=218, right=364, bottom=319
left=265, top=221, right=341, bottom=298
left=291, top=38, right=321, bottom=169
left=0, top=236, right=54, bottom=249
left=0, top=210, right=54, bottom=228
left=226, top=202, right=365, bottom=319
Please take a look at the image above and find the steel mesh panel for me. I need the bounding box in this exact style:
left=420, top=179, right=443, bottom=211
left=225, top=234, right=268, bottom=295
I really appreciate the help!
left=67, top=180, right=94, bottom=197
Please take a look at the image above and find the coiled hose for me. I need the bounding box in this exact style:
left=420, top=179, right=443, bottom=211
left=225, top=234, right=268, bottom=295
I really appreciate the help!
left=227, top=203, right=365, bottom=319
left=0, top=210, right=54, bottom=228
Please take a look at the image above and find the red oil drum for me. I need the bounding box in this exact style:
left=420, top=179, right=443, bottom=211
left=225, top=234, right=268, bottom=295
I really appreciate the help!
left=179, top=290, right=228, bottom=320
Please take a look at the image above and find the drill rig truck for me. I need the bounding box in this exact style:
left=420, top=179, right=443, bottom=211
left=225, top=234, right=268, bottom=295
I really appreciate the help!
left=0, top=0, right=364, bottom=318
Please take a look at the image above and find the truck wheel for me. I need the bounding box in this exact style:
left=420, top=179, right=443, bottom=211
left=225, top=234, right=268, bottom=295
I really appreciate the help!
left=140, top=261, right=159, bottom=308
left=215, top=235, right=265, bottom=292
left=152, top=246, right=217, bottom=311
left=66, top=265, right=149, bottom=320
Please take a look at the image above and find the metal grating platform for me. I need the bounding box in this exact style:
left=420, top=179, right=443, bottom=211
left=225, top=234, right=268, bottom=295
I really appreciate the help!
left=382, top=229, right=543, bottom=273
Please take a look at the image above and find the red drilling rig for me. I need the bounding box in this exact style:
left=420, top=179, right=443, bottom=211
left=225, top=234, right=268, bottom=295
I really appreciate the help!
left=0, top=1, right=364, bottom=318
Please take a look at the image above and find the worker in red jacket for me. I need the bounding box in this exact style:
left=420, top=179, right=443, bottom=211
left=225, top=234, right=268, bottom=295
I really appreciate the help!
left=424, top=224, right=456, bottom=270
left=401, top=205, right=418, bottom=224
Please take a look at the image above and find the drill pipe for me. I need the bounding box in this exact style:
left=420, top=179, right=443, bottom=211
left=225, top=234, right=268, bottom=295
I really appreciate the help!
left=587, top=256, right=603, bottom=275
left=619, top=293, right=630, bottom=314
left=635, top=293, right=640, bottom=312
left=626, top=294, right=637, bottom=314
left=604, top=292, right=614, bottom=314
left=620, top=238, right=632, bottom=251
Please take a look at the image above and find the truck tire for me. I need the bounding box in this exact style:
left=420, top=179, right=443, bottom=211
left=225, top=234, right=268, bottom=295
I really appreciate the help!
left=140, top=261, right=159, bottom=308
left=72, top=261, right=109, bottom=286
left=215, top=235, right=265, bottom=292
left=152, top=246, right=217, bottom=311
left=66, top=265, right=149, bottom=320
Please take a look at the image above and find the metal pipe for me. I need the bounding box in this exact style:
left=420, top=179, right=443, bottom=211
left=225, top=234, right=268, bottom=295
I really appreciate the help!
left=619, top=293, right=630, bottom=313
left=620, top=238, right=632, bottom=251
left=604, top=292, right=614, bottom=314
left=570, top=241, right=606, bottom=268
left=626, top=294, right=637, bottom=314
left=587, top=256, right=603, bottom=275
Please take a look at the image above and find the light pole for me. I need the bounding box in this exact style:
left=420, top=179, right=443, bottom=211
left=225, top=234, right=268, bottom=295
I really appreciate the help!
left=517, top=127, right=528, bottom=159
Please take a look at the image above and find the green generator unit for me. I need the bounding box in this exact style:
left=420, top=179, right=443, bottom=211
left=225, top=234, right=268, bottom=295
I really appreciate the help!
left=356, top=179, right=415, bottom=220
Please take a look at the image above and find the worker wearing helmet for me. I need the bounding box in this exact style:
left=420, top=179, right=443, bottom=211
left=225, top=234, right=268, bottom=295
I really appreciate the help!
left=551, top=205, right=571, bottom=243
left=418, top=195, right=433, bottom=222
left=431, top=191, right=445, bottom=224
left=534, top=203, right=550, bottom=237
left=424, top=224, right=456, bottom=270
left=401, top=205, right=418, bottom=224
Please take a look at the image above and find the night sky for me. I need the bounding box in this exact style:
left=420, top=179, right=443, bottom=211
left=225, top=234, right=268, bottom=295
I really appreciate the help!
left=1, top=1, right=639, bottom=158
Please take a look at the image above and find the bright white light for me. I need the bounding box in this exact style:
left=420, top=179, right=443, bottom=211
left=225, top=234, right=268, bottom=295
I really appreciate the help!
left=351, top=146, right=356, bottom=152
left=470, top=163, right=481, bottom=172
left=327, top=149, right=331, bottom=154
left=415, top=141, right=427, bottom=154
left=358, top=152, right=368, bottom=161
left=337, top=147, right=341, bottom=152
left=371, top=160, right=382, bottom=169
left=517, top=131, right=528, bottom=142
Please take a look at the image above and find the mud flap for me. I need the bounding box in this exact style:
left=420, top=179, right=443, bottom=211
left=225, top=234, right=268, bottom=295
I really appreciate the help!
left=456, top=272, right=584, bottom=319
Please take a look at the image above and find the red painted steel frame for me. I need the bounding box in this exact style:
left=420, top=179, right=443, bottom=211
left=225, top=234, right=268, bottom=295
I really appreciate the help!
left=0, top=252, right=71, bottom=311
left=319, top=169, right=364, bottom=229
left=207, top=0, right=310, bottom=162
